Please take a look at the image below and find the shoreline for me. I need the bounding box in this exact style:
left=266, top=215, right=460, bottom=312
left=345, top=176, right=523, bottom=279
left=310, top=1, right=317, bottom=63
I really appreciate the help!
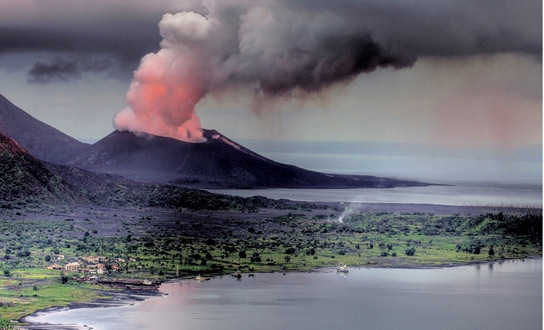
left=19, top=255, right=542, bottom=329
left=20, top=289, right=163, bottom=330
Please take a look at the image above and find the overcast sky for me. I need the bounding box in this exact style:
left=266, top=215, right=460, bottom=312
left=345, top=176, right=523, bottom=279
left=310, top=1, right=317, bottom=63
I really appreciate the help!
left=0, top=0, right=540, bottom=149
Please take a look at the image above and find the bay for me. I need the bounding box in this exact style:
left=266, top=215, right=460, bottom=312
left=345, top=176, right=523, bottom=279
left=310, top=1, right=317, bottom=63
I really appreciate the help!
left=26, top=258, right=542, bottom=330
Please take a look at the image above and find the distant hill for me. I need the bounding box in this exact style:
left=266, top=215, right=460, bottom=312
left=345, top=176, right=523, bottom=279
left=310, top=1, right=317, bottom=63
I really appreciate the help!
left=0, top=131, right=282, bottom=211
left=69, top=129, right=428, bottom=189
left=0, top=94, right=89, bottom=163
left=0, top=132, right=86, bottom=202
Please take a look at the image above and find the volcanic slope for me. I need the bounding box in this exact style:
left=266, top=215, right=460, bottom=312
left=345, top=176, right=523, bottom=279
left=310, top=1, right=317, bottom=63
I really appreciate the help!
left=0, top=132, right=86, bottom=202
left=69, top=129, right=427, bottom=189
left=0, top=94, right=89, bottom=163
left=0, top=132, right=278, bottom=211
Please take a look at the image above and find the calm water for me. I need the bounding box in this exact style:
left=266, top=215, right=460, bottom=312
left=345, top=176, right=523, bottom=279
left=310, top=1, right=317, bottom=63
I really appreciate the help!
left=27, top=258, right=542, bottom=330
left=209, top=182, right=542, bottom=207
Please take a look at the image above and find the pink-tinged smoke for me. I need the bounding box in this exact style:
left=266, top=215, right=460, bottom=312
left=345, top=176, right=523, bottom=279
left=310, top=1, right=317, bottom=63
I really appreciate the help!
left=114, top=12, right=211, bottom=142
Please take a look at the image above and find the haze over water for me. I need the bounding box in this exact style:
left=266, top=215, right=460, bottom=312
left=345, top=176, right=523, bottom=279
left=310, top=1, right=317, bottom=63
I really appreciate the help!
left=210, top=183, right=542, bottom=207
left=209, top=140, right=542, bottom=207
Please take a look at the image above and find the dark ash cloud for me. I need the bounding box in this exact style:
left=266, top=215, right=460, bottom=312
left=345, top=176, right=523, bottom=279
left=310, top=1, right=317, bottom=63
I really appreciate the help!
left=176, top=0, right=541, bottom=96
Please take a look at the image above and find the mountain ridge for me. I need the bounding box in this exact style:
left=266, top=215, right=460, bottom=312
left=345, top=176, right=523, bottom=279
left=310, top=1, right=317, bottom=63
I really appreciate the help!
left=0, top=94, right=89, bottom=163
left=0, top=131, right=285, bottom=211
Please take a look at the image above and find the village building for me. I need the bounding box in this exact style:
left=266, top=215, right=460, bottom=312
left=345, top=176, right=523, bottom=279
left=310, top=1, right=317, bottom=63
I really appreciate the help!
left=47, top=264, right=62, bottom=270
left=85, top=264, right=101, bottom=274
left=55, top=254, right=64, bottom=260
left=81, top=256, right=103, bottom=264
left=96, top=263, right=105, bottom=274
left=64, top=262, right=81, bottom=271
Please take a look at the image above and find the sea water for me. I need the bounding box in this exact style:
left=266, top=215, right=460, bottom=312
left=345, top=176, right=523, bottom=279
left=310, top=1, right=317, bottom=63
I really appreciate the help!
left=208, top=182, right=542, bottom=207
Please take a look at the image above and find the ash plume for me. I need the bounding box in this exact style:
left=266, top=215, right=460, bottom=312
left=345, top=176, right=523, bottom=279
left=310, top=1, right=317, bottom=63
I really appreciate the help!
left=113, top=0, right=541, bottom=142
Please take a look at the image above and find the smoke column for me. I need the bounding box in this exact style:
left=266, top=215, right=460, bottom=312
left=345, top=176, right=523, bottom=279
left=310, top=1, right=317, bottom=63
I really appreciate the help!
left=114, top=12, right=211, bottom=142
left=113, top=0, right=540, bottom=142
left=113, top=2, right=411, bottom=142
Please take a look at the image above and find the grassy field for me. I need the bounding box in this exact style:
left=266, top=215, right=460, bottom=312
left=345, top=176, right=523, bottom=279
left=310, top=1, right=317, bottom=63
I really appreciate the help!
left=0, top=202, right=540, bottom=328
left=0, top=281, right=101, bottom=321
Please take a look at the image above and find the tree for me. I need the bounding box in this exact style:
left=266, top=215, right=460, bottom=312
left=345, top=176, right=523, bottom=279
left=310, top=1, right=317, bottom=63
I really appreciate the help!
left=251, top=252, right=261, bottom=263
left=44, top=255, right=51, bottom=262
left=238, top=250, right=247, bottom=258
left=488, top=247, right=495, bottom=257
left=405, top=247, right=416, bottom=256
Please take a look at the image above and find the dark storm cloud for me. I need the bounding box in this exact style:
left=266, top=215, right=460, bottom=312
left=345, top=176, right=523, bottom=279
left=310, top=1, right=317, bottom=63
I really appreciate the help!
left=0, top=0, right=203, bottom=80
left=27, top=56, right=114, bottom=83
left=0, top=21, right=162, bottom=72
left=27, top=57, right=79, bottom=83
left=1, top=0, right=540, bottom=85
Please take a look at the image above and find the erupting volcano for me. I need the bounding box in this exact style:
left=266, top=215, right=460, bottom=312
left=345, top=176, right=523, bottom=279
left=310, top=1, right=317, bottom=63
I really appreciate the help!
left=113, top=12, right=210, bottom=142
left=69, top=128, right=428, bottom=189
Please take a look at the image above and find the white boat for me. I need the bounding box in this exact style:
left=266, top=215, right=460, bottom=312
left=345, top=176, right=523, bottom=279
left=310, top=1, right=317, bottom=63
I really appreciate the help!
left=195, top=275, right=209, bottom=282
left=336, top=264, right=349, bottom=273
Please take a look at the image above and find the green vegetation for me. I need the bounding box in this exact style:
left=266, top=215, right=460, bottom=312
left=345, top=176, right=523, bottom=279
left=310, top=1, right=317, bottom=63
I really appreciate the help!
left=0, top=202, right=540, bottom=327
left=0, top=279, right=101, bottom=321
left=0, top=207, right=539, bottom=276
left=0, top=267, right=102, bottom=327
